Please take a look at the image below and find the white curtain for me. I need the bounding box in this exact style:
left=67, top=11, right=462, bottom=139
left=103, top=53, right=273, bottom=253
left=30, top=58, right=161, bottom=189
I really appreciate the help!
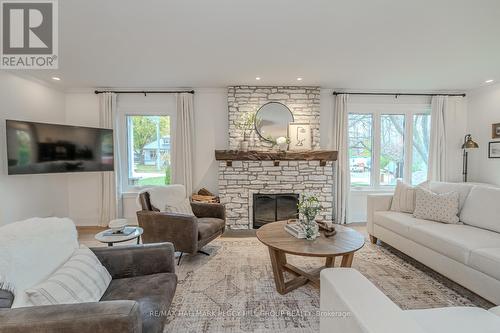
left=98, top=92, right=121, bottom=226
left=333, top=94, right=350, bottom=224
left=172, top=93, right=195, bottom=194
left=428, top=96, right=448, bottom=181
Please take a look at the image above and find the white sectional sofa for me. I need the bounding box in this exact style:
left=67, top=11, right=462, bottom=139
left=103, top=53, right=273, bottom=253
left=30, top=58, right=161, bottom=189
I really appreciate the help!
left=367, top=182, right=500, bottom=305
left=320, top=268, right=500, bottom=333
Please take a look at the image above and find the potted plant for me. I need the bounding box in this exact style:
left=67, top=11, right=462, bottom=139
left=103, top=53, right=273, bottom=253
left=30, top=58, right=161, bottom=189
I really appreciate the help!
left=297, top=194, right=323, bottom=240
left=236, top=112, right=258, bottom=151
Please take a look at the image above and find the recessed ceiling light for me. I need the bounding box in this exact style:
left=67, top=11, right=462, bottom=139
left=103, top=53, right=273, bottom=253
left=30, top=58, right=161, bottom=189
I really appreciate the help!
left=485, top=79, right=494, bottom=83
left=52, top=76, right=61, bottom=81
left=297, top=77, right=303, bottom=81
left=255, top=77, right=261, bottom=81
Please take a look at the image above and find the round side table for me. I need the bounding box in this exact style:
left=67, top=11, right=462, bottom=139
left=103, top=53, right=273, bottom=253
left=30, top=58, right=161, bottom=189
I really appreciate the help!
left=95, top=227, right=143, bottom=247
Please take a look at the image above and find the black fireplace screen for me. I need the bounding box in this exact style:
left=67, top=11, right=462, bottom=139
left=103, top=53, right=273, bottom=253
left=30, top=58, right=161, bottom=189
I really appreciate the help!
left=253, top=193, right=299, bottom=229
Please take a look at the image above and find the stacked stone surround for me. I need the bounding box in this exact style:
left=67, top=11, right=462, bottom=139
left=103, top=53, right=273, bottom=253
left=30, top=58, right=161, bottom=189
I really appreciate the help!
left=228, top=86, right=321, bottom=150
left=220, top=85, right=334, bottom=229
left=219, top=160, right=334, bottom=229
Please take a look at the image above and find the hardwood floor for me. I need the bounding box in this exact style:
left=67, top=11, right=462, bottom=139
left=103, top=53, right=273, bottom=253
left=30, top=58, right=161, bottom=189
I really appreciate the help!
left=77, top=223, right=368, bottom=247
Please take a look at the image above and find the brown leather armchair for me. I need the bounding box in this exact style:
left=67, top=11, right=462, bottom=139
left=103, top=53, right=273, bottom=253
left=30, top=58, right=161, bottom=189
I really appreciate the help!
left=137, top=191, right=226, bottom=264
left=0, top=243, right=177, bottom=333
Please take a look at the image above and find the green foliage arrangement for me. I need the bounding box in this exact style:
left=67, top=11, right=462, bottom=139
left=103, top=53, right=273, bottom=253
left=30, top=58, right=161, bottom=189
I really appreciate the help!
left=297, top=194, right=323, bottom=223
left=236, top=112, right=259, bottom=140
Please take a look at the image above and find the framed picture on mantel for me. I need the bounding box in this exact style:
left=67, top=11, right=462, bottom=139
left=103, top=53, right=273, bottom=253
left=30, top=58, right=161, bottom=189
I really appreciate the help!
left=288, top=123, right=312, bottom=150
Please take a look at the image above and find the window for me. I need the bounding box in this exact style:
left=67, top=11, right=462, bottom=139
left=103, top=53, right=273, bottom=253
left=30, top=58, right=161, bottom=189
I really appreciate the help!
left=348, top=105, right=431, bottom=188
left=380, top=114, right=405, bottom=186
left=126, top=115, right=171, bottom=187
left=348, top=114, right=372, bottom=186
left=412, top=114, right=431, bottom=185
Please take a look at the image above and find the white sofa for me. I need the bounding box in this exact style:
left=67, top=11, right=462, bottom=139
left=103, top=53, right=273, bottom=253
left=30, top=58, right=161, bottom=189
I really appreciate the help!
left=367, top=182, right=500, bottom=305
left=320, top=268, right=500, bottom=333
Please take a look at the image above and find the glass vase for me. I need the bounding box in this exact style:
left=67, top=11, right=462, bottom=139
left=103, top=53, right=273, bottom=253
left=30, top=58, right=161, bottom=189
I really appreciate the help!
left=301, top=218, right=319, bottom=240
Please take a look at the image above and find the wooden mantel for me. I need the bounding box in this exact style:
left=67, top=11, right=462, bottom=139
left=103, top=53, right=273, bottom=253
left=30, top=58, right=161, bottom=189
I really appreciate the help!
left=215, top=150, right=337, bottom=167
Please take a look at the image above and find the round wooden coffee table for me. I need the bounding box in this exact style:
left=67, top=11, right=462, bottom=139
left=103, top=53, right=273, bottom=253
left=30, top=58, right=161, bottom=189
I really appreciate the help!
left=256, top=221, right=365, bottom=294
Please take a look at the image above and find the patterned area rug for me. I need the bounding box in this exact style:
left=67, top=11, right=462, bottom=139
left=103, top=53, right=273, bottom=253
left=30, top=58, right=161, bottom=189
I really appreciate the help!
left=164, top=236, right=492, bottom=333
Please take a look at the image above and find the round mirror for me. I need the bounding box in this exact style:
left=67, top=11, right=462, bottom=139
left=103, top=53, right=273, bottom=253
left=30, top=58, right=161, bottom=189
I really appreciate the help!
left=255, top=102, right=294, bottom=142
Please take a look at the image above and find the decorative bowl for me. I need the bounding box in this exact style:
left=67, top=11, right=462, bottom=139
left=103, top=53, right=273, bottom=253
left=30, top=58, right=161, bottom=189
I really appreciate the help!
left=108, top=219, right=128, bottom=233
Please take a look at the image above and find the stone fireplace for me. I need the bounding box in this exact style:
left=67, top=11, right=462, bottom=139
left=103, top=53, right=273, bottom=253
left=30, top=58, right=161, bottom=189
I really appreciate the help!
left=217, top=86, right=336, bottom=230
left=216, top=151, right=336, bottom=229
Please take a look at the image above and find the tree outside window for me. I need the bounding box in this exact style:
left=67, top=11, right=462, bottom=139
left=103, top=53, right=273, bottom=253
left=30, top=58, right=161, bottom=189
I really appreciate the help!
left=126, top=115, right=171, bottom=186
left=348, top=109, right=430, bottom=188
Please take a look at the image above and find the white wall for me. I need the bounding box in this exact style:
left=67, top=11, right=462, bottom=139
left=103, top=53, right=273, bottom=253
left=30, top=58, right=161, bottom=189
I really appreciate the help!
left=467, top=83, right=500, bottom=186
left=65, top=92, right=101, bottom=226
left=443, top=96, right=469, bottom=182
left=64, top=88, right=228, bottom=225
left=193, top=88, right=228, bottom=193
left=319, top=89, right=334, bottom=149
left=0, top=72, right=68, bottom=225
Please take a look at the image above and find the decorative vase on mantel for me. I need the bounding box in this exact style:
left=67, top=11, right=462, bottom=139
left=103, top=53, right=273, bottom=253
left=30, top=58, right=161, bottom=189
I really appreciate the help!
left=235, top=111, right=258, bottom=152
left=276, top=136, right=289, bottom=151
left=240, top=140, right=249, bottom=152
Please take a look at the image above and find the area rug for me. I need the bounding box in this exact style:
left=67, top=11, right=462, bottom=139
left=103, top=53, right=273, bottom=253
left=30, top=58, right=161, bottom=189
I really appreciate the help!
left=164, top=236, right=492, bottom=333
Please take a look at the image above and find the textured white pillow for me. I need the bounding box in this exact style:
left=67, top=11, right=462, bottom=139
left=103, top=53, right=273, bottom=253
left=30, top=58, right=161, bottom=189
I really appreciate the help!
left=413, top=187, right=460, bottom=224
left=147, top=185, right=185, bottom=209
left=0, top=217, right=79, bottom=308
left=460, top=186, right=500, bottom=233
left=24, top=245, right=111, bottom=306
left=165, top=198, right=195, bottom=216
left=427, top=181, right=474, bottom=212
left=145, top=185, right=194, bottom=216
left=391, top=180, right=416, bottom=213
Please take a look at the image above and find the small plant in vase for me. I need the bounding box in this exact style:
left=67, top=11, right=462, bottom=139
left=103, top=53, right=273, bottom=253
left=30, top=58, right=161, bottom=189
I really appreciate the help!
left=297, top=194, right=323, bottom=240
left=236, top=112, right=259, bottom=151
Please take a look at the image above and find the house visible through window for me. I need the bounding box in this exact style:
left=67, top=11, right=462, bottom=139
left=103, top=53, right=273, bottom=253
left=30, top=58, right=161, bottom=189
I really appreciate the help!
left=348, top=106, right=431, bottom=188
left=348, top=114, right=372, bottom=186
left=126, top=115, right=171, bottom=187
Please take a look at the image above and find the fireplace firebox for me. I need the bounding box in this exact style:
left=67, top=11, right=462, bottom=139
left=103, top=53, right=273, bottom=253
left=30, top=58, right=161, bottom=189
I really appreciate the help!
left=253, top=193, right=299, bottom=229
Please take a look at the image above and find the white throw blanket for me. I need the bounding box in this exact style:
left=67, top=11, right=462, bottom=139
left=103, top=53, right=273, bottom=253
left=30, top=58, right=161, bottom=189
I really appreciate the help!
left=0, top=217, right=79, bottom=308
left=137, top=185, right=186, bottom=210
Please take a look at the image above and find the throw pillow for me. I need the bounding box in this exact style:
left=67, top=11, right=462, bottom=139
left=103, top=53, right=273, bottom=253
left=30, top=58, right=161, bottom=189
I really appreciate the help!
left=413, top=187, right=460, bottom=224
left=459, top=186, right=500, bottom=233
left=391, top=180, right=416, bottom=213
left=165, top=198, right=195, bottom=216
left=24, top=245, right=111, bottom=306
left=426, top=181, right=474, bottom=213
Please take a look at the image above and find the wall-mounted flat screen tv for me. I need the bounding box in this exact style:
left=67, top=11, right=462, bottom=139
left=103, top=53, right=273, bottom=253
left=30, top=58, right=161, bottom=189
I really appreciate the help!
left=6, top=120, right=114, bottom=175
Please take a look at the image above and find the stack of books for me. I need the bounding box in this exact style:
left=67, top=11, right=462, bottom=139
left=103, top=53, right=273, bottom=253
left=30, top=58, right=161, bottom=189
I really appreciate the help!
left=103, top=227, right=136, bottom=237
left=284, top=222, right=306, bottom=239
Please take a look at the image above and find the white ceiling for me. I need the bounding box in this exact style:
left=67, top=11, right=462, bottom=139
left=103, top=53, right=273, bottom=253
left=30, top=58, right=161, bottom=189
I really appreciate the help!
left=22, top=0, right=500, bottom=91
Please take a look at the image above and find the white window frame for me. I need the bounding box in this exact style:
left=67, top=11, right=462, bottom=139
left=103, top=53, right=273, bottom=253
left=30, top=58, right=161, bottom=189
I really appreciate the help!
left=348, top=103, right=431, bottom=190
left=117, top=106, right=176, bottom=193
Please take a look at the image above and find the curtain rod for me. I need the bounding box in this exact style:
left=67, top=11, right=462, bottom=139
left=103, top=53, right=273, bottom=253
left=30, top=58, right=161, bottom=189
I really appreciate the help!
left=332, top=91, right=466, bottom=97
left=94, top=90, right=195, bottom=95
